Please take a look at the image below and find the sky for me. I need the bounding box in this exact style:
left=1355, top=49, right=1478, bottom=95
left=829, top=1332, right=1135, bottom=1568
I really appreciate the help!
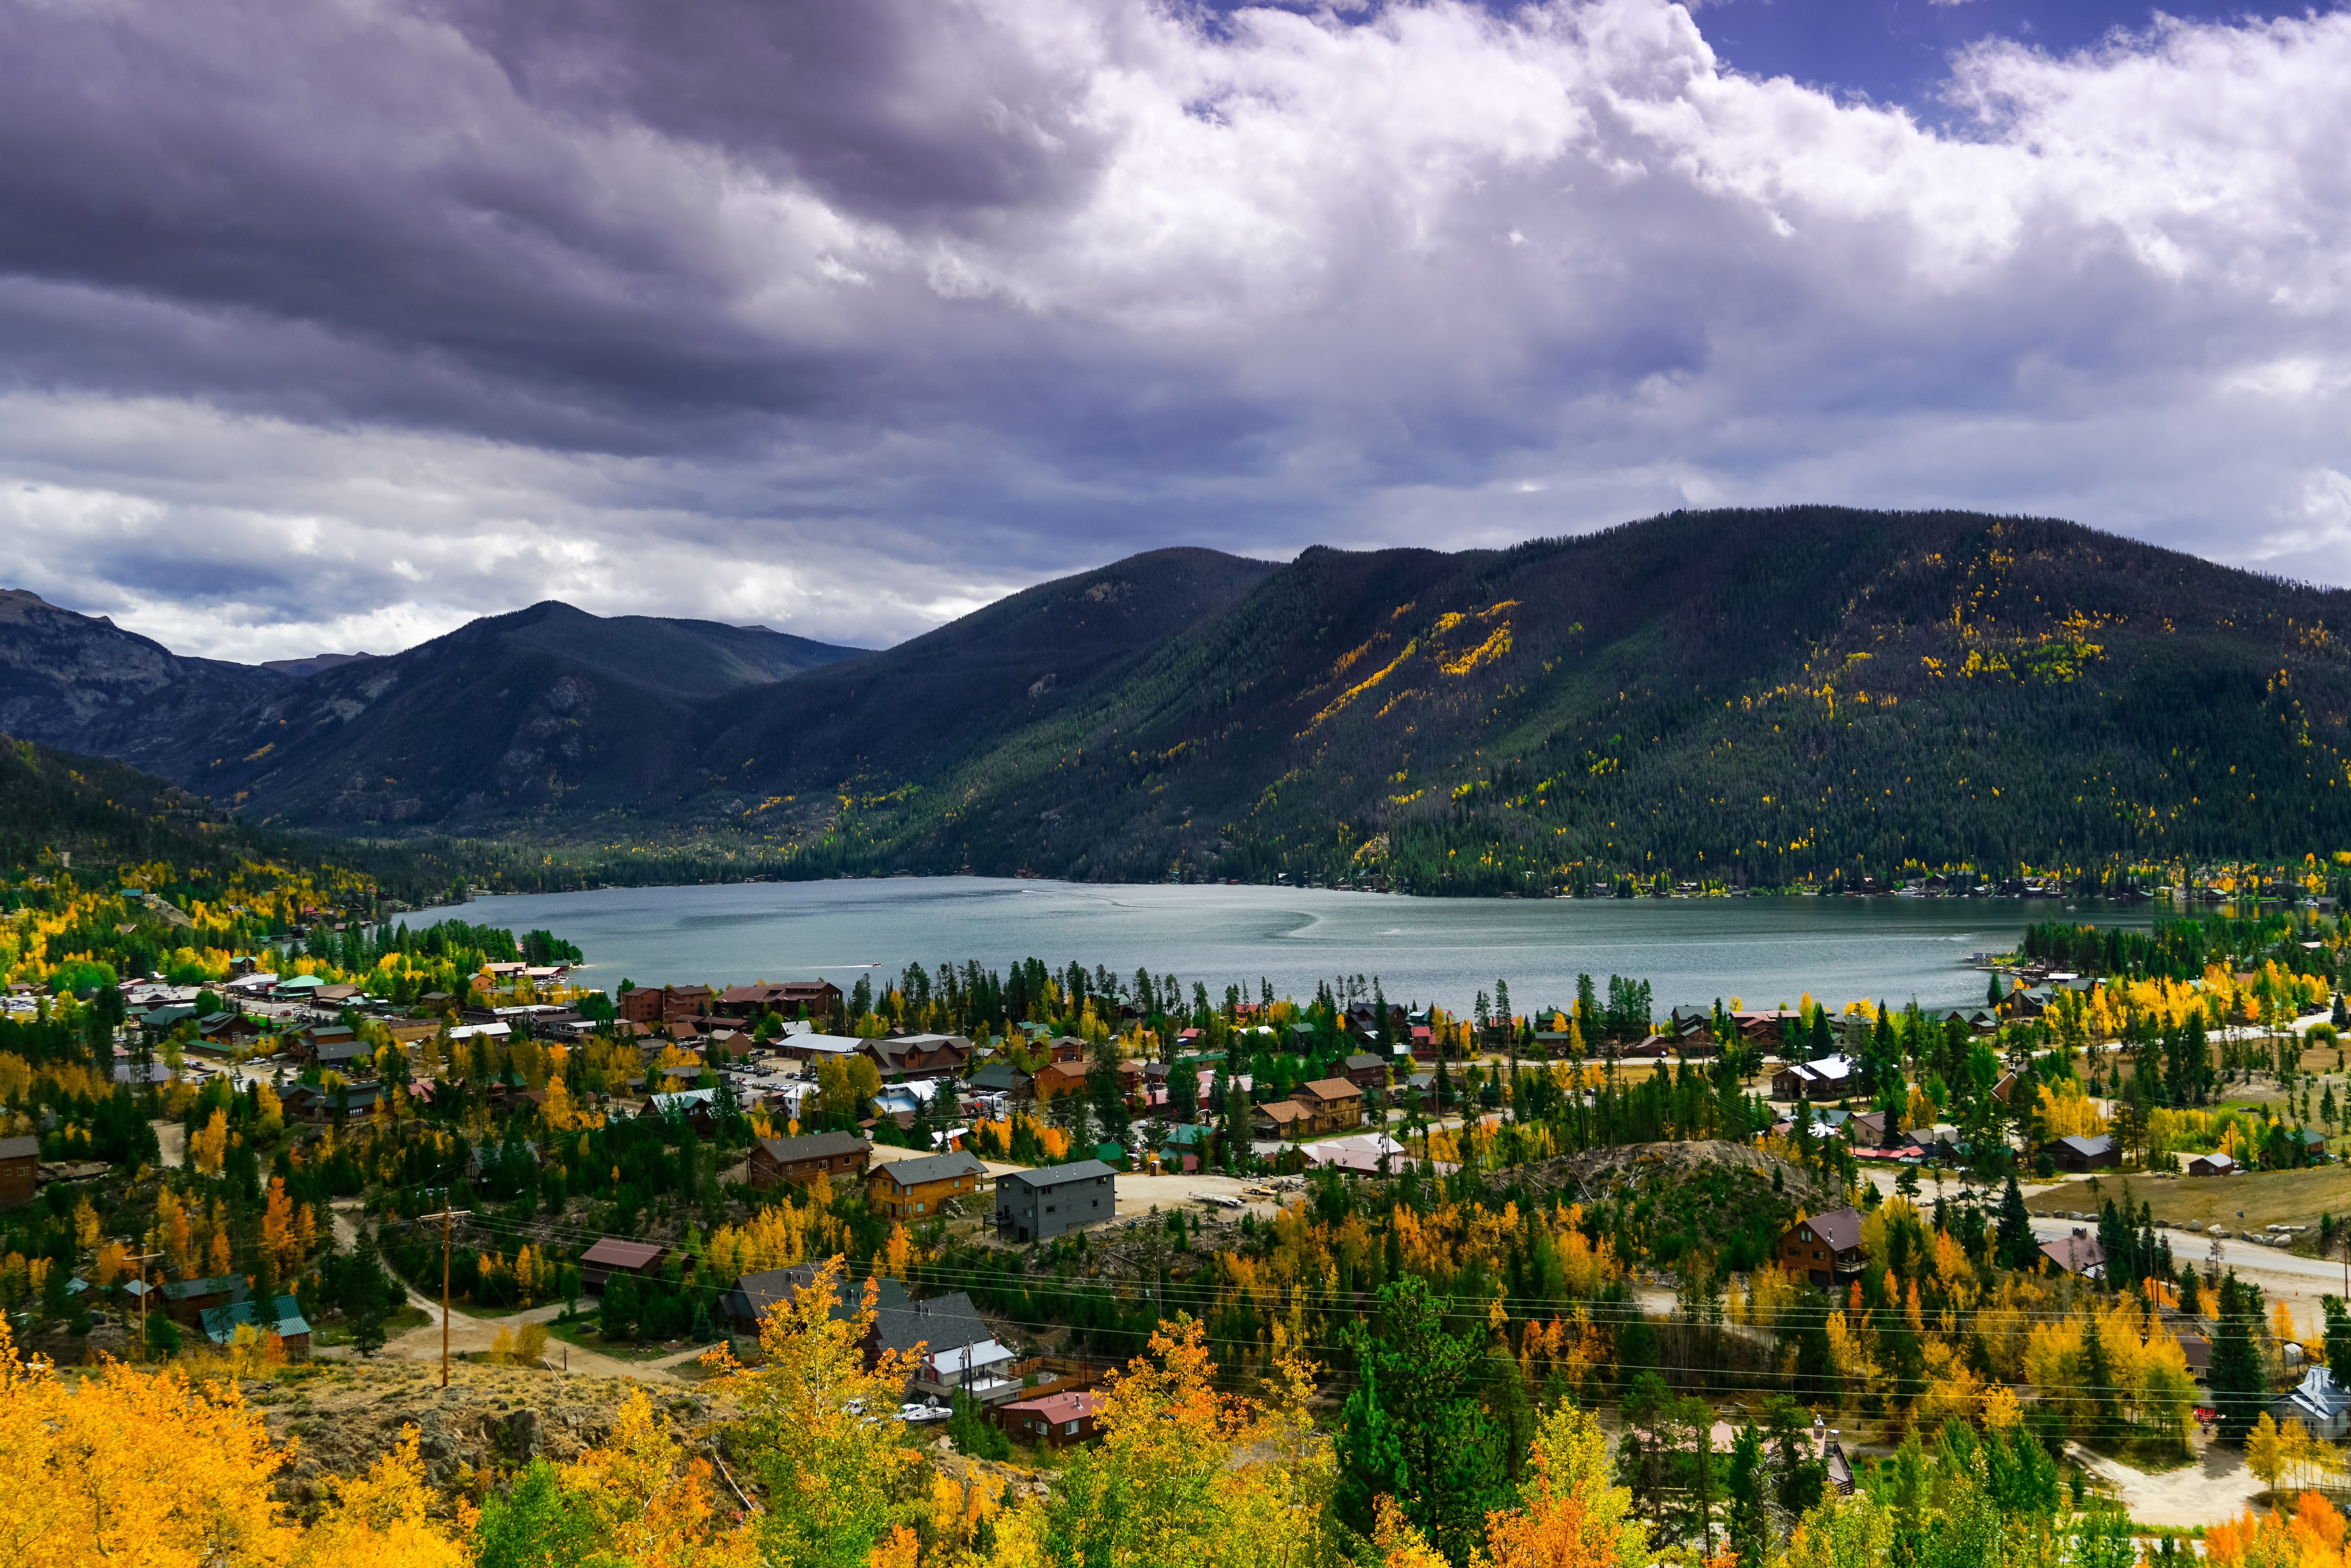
left=4, top=0, right=2349, bottom=660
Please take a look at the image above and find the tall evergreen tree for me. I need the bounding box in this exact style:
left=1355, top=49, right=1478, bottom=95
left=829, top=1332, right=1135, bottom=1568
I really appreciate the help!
left=1996, top=1173, right=2036, bottom=1269
left=2324, top=1294, right=2351, bottom=1390
left=1334, top=1276, right=1507, bottom=1563
left=2210, top=1273, right=2269, bottom=1443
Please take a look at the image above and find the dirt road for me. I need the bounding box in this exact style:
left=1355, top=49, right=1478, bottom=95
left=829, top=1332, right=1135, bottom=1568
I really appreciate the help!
left=325, top=1202, right=691, bottom=1382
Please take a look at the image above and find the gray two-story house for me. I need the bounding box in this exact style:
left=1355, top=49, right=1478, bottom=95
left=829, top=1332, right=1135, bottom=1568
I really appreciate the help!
left=996, top=1160, right=1118, bottom=1243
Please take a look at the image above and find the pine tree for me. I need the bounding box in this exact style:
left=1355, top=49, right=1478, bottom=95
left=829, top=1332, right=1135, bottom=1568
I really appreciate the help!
left=2324, top=1294, right=2351, bottom=1390
left=1996, top=1172, right=2036, bottom=1269
left=2210, top=1273, right=2269, bottom=1443
left=1725, top=1421, right=1768, bottom=1566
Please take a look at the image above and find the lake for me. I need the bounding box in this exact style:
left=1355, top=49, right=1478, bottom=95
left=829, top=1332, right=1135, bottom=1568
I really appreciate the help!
left=446, top=878, right=2154, bottom=1015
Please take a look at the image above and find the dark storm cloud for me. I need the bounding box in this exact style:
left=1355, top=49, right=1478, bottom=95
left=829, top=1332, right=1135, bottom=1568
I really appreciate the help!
left=0, top=0, right=2347, bottom=660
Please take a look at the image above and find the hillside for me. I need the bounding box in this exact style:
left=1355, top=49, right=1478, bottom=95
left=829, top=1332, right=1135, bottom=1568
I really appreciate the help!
left=0, top=598, right=868, bottom=832
left=12, top=509, right=2351, bottom=886
left=695, top=508, right=2351, bottom=887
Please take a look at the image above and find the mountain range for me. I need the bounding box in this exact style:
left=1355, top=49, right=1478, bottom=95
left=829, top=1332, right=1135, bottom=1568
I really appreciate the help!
left=7, top=507, right=2351, bottom=890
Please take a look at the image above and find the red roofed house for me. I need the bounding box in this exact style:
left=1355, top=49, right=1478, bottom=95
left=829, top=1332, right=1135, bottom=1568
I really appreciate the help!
left=580, top=1237, right=669, bottom=1294
left=995, top=1389, right=1107, bottom=1447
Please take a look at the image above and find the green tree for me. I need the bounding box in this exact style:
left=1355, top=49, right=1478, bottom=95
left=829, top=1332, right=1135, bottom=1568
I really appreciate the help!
left=1996, top=1172, right=2036, bottom=1270
left=2209, top=1272, right=2269, bottom=1444
left=2325, top=1293, right=2351, bottom=1391
left=471, top=1458, right=597, bottom=1568
left=1335, top=1275, right=1506, bottom=1563
left=1725, top=1421, right=1768, bottom=1567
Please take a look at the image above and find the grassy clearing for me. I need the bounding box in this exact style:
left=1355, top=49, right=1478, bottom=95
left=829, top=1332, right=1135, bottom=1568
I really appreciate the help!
left=2032, top=1166, right=2351, bottom=1241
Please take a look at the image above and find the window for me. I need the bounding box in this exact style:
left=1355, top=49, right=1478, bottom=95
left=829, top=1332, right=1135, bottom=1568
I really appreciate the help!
left=915, top=1202, right=925, bottom=1215
left=1063, top=1421, right=1079, bottom=1436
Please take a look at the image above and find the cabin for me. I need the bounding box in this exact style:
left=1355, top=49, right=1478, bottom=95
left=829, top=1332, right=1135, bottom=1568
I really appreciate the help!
left=579, top=1238, right=668, bottom=1294
left=868, top=1151, right=989, bottom=1221
left=1775, top=1207, right=1866, bottom=1289
left=199, top=1294, right=310, bottom=1361
left=861, top=1033, right=972, bottom=1081
left=1251, top=1100, right=1313, bottom=1141
left=995, top=1389, right=1107, bottom=1447
left=749, top=1131, right=872, bottom=1189
left=2040, top=1228, right=2107, bottom=1280
left=161, top=1279, right=250, bottom=1326
left=1291, top=1078, right=1365, bottom=1133
left=1770, top=1055, right=1859, bottom=1101
left=2186, top=1151, right=2237, bottom=1178
left=0, top=1135, right=36, bottom=1207
left=2050, top=1133, right=2119, bottom=1173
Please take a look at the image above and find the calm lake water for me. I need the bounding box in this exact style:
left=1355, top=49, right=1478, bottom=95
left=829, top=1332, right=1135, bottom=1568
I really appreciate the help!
left=449, top=879, right=2154, bottom=1016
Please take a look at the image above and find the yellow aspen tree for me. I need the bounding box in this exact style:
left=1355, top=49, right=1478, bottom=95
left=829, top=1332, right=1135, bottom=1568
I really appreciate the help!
left=189, top=1108, right=229, bottom=1176
left=291, top=1427, right=468, bottom=1568
left=714, top=1257, right=921, bottom=1568
left=563, top=1387, right=756, bottom=1567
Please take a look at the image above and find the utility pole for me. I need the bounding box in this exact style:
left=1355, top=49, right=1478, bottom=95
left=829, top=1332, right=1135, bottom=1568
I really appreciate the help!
left=124, top=1247, right=163, bottom=1360
left=417, top=1195, right=472, bottom=1388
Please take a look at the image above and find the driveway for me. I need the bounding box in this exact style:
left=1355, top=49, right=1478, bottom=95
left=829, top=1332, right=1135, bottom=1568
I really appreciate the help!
left=2067, top=1436, right=2258, bottom=1528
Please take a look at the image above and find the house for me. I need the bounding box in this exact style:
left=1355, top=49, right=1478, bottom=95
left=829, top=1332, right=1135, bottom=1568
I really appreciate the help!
left=2277, top=1367, right=2351, bottom=1441
left=161, top=1279, right=250, bottom=1326
left=1731, top=1009, right=1804, bottom=1042
left=714, top=980, right=842, bottom=1021
left=1342, top=1054, right=1390, bottom=1091
left=1775, top=1208, right=1866, bottom=1289
left=749, top=1131, right=872, bottom=1189
left=1250, top=1099, right=1313, bottom=1140
left=1044, top=1037, right=1087, bottom=1064
left=0, top=1135, right=36, bottom=1206
left=722, top=1264, right=908, bottom=1336
left=200, top=1294, right=311, bottom=1360
left=642, top=1089, right=720, bottom=1137
left=872, top=1292, right=1018, bottom=1402
left=868, top=1151, right=990, bottom=1220
left=580, top=1237, right=669, bottom=1293
left=995, top=1160, right=1118, bottom=1242
left=862, top=1033, right=973, bottom=1080
left=280, top=1081, right=384, bottom=1123
left=2050, top=1134, right=2119, bottom=1173
left=996, top=1389, right=1107, bottom=1447
left=967, top=1062, right=1033, bottom=1101
left=2040, top=1228, right=2107, bottom=1280
left=196, top=1012, right=267, bottom=1051
left=2186, top=1151, right=2238, bottom=1177
left=1291, top=1078, right=1365, bottom=1134
left=1032, top=1061, right=1092, bottom=1104
left=1770, top=1055, right=1860, bottom=1101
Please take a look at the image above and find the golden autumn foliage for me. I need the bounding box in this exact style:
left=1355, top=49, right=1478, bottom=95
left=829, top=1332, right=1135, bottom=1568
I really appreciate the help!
left=2208, top=1492, right=2351, bottom=1568
left=0, top=1315, right=296, bottom=1567
left=987, top=1317, right=1335, bottom=1568
left=290, top=1428, right=470, bottom=1568
left=711, top=1255, right=922, bottom=1568
left=562, top=1388, right=757, bottom=1568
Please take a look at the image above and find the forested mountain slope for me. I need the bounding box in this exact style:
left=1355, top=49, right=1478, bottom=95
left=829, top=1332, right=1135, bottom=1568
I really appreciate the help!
left=725, top=508, right=2351, bottom=888
left=0, top=598, right=867, bottom=832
